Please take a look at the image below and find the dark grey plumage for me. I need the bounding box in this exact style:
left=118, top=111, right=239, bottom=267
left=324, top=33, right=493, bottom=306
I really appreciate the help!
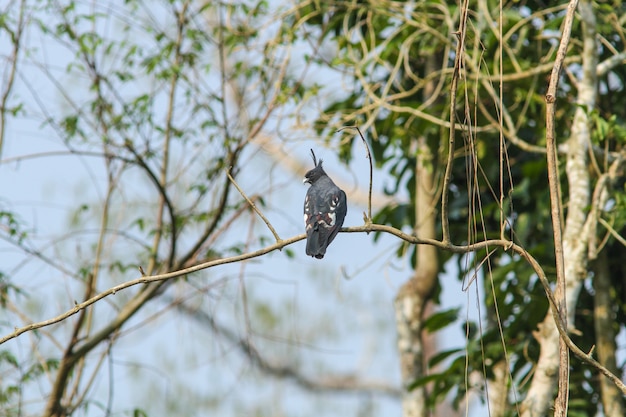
left=303, top=149, right=347, bottom=259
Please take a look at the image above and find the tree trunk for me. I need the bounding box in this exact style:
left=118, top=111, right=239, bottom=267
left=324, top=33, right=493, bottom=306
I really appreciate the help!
left=521, top=1, right=597, bottom=415
left=592, top=251, right=626, bottom=416
left=395, top=136, right=438, bottom=417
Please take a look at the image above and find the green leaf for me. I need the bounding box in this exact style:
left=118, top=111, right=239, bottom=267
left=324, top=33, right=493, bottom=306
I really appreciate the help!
left=428, top=348, right=463, bottom=368
left=0, top=350, right=19, bottom=368
left=407, top=373, right=440, bottom=391
left=422, top=307, right=460, bottom=333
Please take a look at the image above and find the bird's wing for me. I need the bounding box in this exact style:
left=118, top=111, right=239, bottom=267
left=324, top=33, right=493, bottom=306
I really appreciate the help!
left=325, top=188, right=346, bottom=245
left=304, top=184, right=347, bottom=258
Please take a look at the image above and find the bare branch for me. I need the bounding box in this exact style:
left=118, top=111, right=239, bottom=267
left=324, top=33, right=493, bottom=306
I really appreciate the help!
left=1, top=220, right=624, bottom=397
left=598, top=218, right=626, bottom=247
left=0, top=0, right=26, bottom=158
left=226, top=167, right=281, bottom=243
left=597, top=50, right=626, bottom=76
left=337, top=126, right=373, bottom=223
left=542, top=1, right=580, bottom=415
left=442, top=0, right=470, bottom=244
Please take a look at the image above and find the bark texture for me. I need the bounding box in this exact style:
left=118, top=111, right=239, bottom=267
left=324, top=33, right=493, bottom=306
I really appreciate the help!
left=395, top=137, right=438, bottom=417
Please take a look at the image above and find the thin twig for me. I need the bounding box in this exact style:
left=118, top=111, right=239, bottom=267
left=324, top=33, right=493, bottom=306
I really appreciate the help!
left=0, top=0, right=26, bottom=159
left=544, top=2, right=579, bottom=415
left=337, top=126, right=373, bottom=223
left=598, top=218, right=626, bottom=247
left=442, top=0, right=470, bottom=244
left=227, top=167, right=281, bottom=242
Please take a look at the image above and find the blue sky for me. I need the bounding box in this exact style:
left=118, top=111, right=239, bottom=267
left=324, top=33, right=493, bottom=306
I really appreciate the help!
left=0, top=1, right=488, bottom=415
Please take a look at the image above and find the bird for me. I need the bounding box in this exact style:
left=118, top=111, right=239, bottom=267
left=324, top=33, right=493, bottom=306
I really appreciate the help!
left=303, top=149, right=347, bottom=259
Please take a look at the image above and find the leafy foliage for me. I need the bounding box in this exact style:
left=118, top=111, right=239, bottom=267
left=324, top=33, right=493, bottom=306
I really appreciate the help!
left=1, top=0, right=626, bottom=416
left=301, top=0, right=626, bottom=414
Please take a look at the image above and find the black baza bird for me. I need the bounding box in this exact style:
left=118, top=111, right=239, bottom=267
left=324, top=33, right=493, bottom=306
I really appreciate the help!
left=303, top=149, right=347, bottom=259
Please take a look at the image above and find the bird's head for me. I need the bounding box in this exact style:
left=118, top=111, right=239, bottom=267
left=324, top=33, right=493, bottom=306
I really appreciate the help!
left=303, top=149, right=327, bottom=185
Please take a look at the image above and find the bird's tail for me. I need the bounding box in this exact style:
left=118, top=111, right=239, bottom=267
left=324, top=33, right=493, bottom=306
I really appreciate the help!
left=306, top=231, right=326, bottom=259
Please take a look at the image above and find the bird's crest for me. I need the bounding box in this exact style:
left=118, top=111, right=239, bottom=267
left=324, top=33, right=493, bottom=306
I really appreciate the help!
left=310, top=148, right=323, bottom=168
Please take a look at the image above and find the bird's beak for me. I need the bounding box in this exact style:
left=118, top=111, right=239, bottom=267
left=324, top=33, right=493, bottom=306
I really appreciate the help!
left=303, top=177, right=309, bottom=185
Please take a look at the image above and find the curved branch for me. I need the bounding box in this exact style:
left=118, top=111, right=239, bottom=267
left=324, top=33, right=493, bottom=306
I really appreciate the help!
left=2, top=223, right=624, bottom=396
left=227, top=167, right=281, bottom=242
left=124, top=141, right=178, bottom=267
left=337, top=126, right=373, bottom=222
